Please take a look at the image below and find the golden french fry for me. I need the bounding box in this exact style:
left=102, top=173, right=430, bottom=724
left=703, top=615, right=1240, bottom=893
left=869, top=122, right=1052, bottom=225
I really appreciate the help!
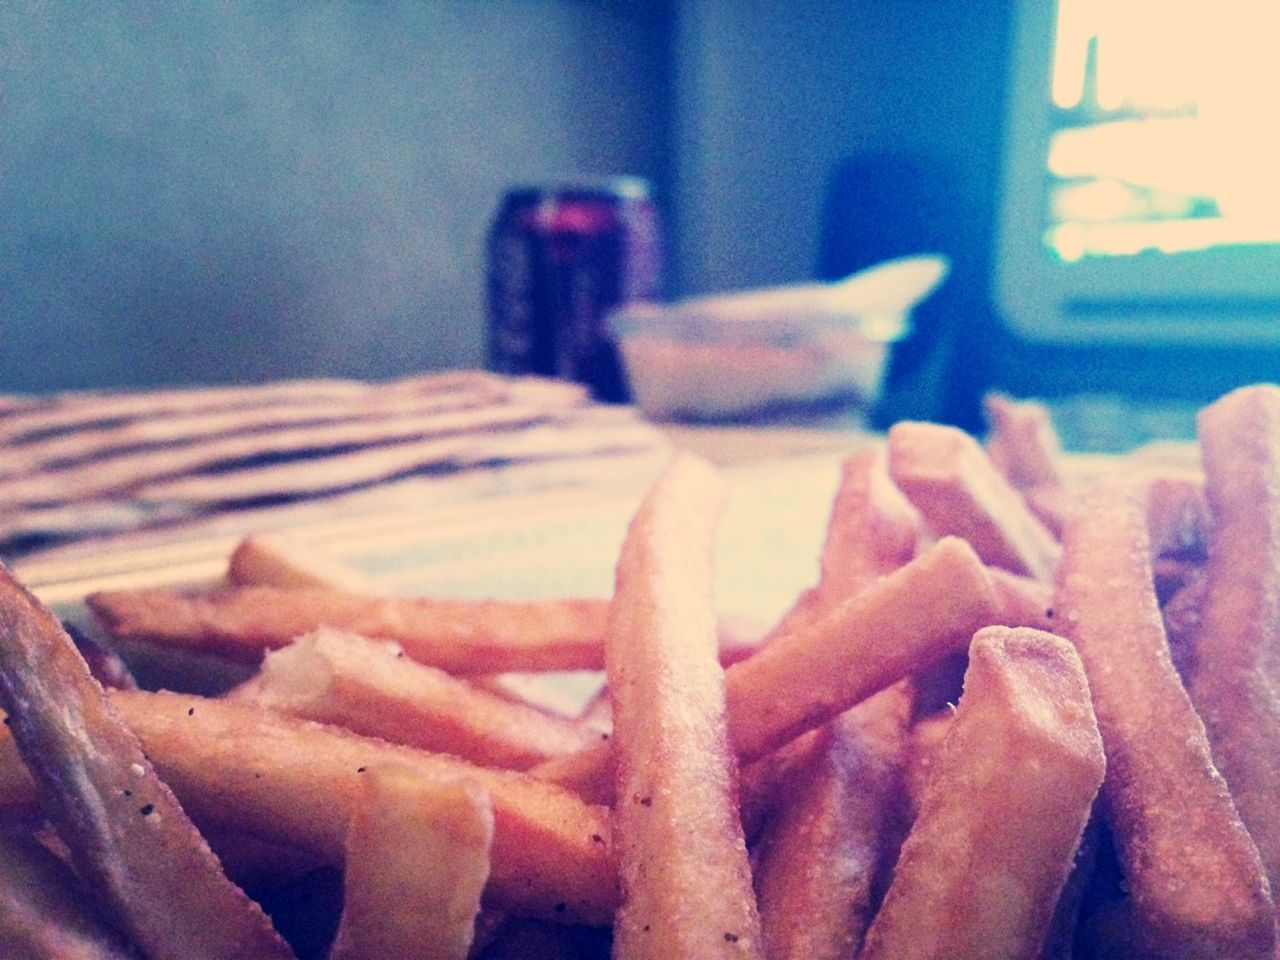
left=1161, top=564, right=1206, bottom=679
left=91, top=584, right=755, bottom=678
left=1184, top=385, right=1280, bottom=898
left=0, top=565, right=295, bottom=960
left=227, top=532, right=382, bottom=594
left=987, top=566, right=1055, bottom=630
left=105, top=689, right=616, bottom=925
left=607, top=453, right=764, bottom=959
left=528, top=738, right=613, bottom=805
left=814, top=446, right=923, bottom=599
left=0, top=830, right=134, bottom=960
left=860, top=627, right=1105, bottom=960
left=534, top=536, right=999, bottom=804
left=904, top=708, right=953, bottom=819
left=736, top=727, right=828, bottom=843
left=726, top=535, right=998, bottom=762
left=1020, top=482, right=1075, bottom=539
left=983, top=392, right=1064, bottom=491
left=88, top=585, right=609, bottom=673
left=764, top=446, right=922, bottom=642
left=227, top=628, right=596, bottom=770
left=1038, top=815, right=1101, bottom=960
left=888, top=420, right=1061, bottom=581
left=330, top=768, right=492, bottom=960
left=753, top=684, right=911, bottom=960
left=1056, top=474, right=1276, bottom=957
left=911, top=567, right=1053, bottom=718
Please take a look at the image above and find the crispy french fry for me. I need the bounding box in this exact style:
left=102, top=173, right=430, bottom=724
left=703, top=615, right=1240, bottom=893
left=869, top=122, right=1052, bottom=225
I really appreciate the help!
left=813, top=446, right=923, bottom=599
left=533, top=536, right=998, bottom=806
left=888, top=420, right=1061, bottom=581
left=607, top=453, right=764, bottom=959
left=1184, top=385, right=1280, bottom=899
left=1038, top=815, right=1101, bottom=960
left=726, top=535, right=998, bottom=762
left=736, top=727, right=829, bottom=843
left=904, top=708, right=953, bottom=819
left=1056, top=474, right=1276, bottom=957
left=0, top=830, right=134, bottom=960
left=330, top=768, right=492, bottom=960
left=87, top=585, right=609, bottom=673
left=859, top=627, right=1105, bottom=960
left=764, top=447, right=922, bottom=642
left=527, top=738, right=614, bottom=805
left=0, top=716, right=35, bottom=811
left=1162, top=564, right=1206, bottom=679
left=983, top=393, right=1065, bottom=491
left=0, top=565, right=295, bottom=960
left=535, top=536, right=999, bottom=804
left=753, top=684, right=911, bottom=960
left=107, top=689, right=616, bottom=925
left=988, top=567, right=1055, bottom=631
left=911, top=567, right=1053, bottom=718
left=227, top=532, right=382, bottom=594
left=91, top=584, right=756, bottom=677
left=227, top=628, right=596, bottom=769
left=1021, top=482, right=1083, bottom=539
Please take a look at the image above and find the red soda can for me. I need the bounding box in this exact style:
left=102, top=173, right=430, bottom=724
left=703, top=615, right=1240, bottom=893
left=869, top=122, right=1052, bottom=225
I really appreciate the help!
left=486, top=178, right=662, bottom=402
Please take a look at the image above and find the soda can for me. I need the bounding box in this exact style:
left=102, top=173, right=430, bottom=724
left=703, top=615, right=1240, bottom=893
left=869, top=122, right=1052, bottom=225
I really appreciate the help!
left=486, top=177, right=662, bottom=402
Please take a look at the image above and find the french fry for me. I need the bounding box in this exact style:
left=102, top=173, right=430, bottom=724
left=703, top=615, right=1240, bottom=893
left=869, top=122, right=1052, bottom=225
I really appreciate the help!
left=535, top=536, right=999, bottom=803
left=859, top=627, right=1105, bottom=960
left=606, top=453, right=764, bottom=959
left=726, top=535, right=998, bottom=762
left=527, top=738, right=614, bottom=805
left=1021, top=482, right=1075, bottom=538
left=0, top=565, right=295, bottom=960
left=0, top=830, right=134, bottom=960
left=988, top=567, right=1055, bottom=630
left=330, top=768, right=492, bottom=960
left=0, top=718, right=34, bottom=811
left=107, top=689, right=617, bottom=925
left=227, top=628, right=596, bottom=769
left=736, top=727, right=828, bottom=842
left=1056, top=474, right=1276, bottom=957
left=763, top=447, right=922, bottom=642
left=983, top=392, right=1065, bottom=491
left=911, top=567, right=1053, bottom=718
left=1161, top=564, right=1206, bottom=679
left=812, top=446, right=923, bottom=599
left=752, top=684, right=911, bottom=960
left=90, top=583, right=757, bottom=677
left=1184, top=385, right=1280, bottom=898
left=888, top=420, right=1061, bottom=581
left=904, top=708, right=954, bottom=819
left=227, top=532, right=382, bottom=594
left=87, top=585, right=609, bottom=673
left=1039, top=815, right=1102, bottom=960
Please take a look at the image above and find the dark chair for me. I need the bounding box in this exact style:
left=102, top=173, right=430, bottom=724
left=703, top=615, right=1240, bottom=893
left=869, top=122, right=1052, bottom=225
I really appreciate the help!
left=817, top=150, right=1000, bottom=431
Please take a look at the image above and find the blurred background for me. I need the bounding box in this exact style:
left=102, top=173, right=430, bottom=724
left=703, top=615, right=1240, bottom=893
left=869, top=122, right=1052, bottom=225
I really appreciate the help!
left=3, top=0, right=1278, bottom=439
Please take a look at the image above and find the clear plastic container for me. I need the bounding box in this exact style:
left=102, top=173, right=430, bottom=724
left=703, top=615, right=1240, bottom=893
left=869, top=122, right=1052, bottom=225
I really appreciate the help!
left=610, top=255, right=948, bottom=421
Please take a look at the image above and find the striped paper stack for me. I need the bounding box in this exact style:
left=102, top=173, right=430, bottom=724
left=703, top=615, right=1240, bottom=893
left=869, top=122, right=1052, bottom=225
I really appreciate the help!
left=0, top=371, right=671, bottom=558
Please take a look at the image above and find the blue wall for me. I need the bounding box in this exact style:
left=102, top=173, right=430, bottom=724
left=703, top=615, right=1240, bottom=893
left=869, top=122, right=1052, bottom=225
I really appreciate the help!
left=1, top=1, right=670, bottom=391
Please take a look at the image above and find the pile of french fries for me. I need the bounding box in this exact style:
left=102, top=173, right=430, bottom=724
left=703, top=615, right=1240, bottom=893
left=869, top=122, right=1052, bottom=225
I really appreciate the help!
left=2, top=384, right=1280, bottom=958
